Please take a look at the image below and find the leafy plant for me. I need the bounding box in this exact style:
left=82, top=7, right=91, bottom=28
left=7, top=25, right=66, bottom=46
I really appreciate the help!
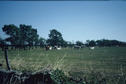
left=51, top=69, right=68, bottom=84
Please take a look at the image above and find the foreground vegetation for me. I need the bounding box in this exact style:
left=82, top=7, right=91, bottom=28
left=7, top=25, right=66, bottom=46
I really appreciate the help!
left=0, top=47, right=126, bottom=84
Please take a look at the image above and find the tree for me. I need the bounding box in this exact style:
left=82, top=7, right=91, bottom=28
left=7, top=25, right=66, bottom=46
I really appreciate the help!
left=19, top=24, right=29, bottom=46
left=39, top=37, right=46, bottom=47
left=2, top=24, right=39, bottom=49
left=0, top=36, right=5, bottom=46
left=62, top=40, right=68, bottom=47
left=2, top=24, right=19, bottom=45
left=89, top=40, right=96, bottom=47
left=96, top=40, right=103, bottom=47
left=95, top=39, right=126, bottom=47
left=0, top=36, right=3, bottom=44
left=47, top=29, right=64, bottom=47
left=67, top=41, right=74, bottom=48
left=76, top=41, right=84, bottom=46
left=31, top=29, right=39, bottom=46
left=19, top=24, right=39, bottom=46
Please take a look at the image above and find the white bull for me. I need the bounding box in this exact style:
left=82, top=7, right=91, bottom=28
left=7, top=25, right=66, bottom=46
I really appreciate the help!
left=57, top=47, right=61, bottom=50
left=90, top=47, right=95, bottom=50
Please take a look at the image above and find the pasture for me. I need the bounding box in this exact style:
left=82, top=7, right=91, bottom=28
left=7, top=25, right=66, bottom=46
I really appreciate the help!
left=0, top=47, right=126, bottom=78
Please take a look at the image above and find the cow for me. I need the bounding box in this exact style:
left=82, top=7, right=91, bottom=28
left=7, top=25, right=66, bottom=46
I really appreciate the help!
left=74, top=45, right=81, bottom=49
left=49, top=46, right=52, bottom=50
left=45, top=45, right=61, bottom=51
left=45, top=46, right=50, bottom=51
left=53, top=46, right=61, bottom=50
left=56, top=47, right=61, bottom=50
left=89, top=47, right=95, bottom=50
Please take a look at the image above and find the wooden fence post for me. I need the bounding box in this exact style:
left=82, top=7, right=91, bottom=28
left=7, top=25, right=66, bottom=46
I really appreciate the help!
left=4, top=47, right=11, bottom=71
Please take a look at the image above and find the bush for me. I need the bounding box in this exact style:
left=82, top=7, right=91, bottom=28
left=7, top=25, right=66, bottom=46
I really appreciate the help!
left=51, top=69, right=85, bottom=84
left=51, top=69, right=68, bottom=84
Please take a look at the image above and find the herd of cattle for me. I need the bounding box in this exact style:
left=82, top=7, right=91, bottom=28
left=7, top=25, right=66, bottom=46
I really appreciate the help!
left=0, top=44, right=95, bottom=51
left=45, top=45, right=95, bottom=50
left=45, top=45, right=62, bottom=50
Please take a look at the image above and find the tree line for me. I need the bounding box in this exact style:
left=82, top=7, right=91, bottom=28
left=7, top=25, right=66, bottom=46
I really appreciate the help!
left=0, top=24, right=67, bottom=49
left=85, top=39, right=126, bottom=47
left=0, top=24, right=126, bottom=50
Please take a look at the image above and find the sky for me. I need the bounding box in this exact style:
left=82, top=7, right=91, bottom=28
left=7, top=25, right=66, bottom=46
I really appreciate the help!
left=0, top=1, right=126, bottom=43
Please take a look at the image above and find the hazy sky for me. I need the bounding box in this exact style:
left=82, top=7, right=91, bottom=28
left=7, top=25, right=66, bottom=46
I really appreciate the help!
left=0, top=1, right=126, bottom=42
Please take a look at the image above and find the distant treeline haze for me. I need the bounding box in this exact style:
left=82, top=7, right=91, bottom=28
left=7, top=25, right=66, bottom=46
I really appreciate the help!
left=0, top=24, right=126, bottom=49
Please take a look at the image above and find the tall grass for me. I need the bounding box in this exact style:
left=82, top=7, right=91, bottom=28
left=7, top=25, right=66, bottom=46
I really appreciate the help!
left=0, top=47, right=126, bottom=84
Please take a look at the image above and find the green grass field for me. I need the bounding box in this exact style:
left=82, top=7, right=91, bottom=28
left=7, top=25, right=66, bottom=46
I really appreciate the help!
left=0, top=47, right=126, bottom=77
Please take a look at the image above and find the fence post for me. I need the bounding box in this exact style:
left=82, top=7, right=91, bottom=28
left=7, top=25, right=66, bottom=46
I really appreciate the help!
left=4, top=46, right=11, bottom=71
